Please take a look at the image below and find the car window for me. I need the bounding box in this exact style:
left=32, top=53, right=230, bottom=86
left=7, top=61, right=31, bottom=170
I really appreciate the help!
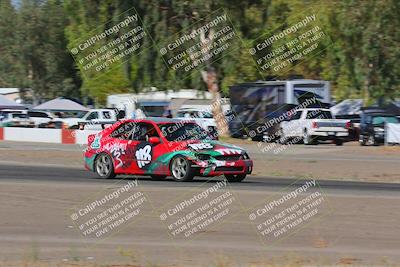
left=86, top=112, right=98, bottom=120
left=111, top=121, right=139, bottom=140
left=306, top=110, right=333, bottom=119
left=176, top=112, right=185, bottom=118
left=159, top=123, right=211, bottom=141
left=372, top=116, right=399, bottom=125
left=202, top=112, right=213, bottom=118
left=12, top=113, right=28, bottom=119
left=28, top=111, right=48, bottom=118
left=102, top=111, right=112, bottom=119
left=111, top=122, right=159, bottom=141
left=290, top=111, right=302, bottom=120
left=133, top=123, right=159, bottom=141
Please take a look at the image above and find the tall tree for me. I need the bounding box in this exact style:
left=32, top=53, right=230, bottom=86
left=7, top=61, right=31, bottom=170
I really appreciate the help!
left=0, top=0, right=21, bottom=87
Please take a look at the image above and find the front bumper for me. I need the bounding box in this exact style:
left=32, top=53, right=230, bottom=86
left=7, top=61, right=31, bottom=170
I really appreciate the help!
left=192, top=159, right=253, bottom=176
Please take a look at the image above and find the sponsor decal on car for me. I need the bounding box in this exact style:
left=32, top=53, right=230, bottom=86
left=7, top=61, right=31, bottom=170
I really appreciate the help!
left=91, top=135, right=101, bottom=149
left=188, top=143, right=214, bottom=150
left=215, top=148, right=242, bottom=155
left=136, top=144, right=152, bottom=168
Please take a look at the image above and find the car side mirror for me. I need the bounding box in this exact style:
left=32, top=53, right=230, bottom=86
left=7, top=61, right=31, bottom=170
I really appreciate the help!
left=149, top=136, right=161, bottom=144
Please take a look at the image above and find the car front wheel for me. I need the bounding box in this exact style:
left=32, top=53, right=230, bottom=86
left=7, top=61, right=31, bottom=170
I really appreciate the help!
left=224, top=174, right=246, bottom=182
left=170, top=156, right=194, bottom=182
left=95, top=153, right=116, bottom=179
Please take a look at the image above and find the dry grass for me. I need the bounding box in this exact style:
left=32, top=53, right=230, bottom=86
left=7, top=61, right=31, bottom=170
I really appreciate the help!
left=0, top=260, right=395, bottom=267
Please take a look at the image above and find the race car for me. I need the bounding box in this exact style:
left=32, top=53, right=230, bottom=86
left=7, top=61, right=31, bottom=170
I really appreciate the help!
left=84, top=118, right=253, bottom=182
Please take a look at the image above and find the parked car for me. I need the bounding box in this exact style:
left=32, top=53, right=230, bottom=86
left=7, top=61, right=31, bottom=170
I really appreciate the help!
left=27, top=111, right=54, bottom=127
left=84, top=118, right=253, bottom=182
left=280, top=108, right=351, bottom=145
left=359, top=109, right=399, bottom=146
left=0, top=112, right=34, bottom=127
left=175, top=108, right=218, bottom=139
left=52, top=109, right=120, bottom=129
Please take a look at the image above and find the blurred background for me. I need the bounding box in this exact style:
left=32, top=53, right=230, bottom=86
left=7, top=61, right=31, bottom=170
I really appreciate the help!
left=0, top=0, right=398, bottom=106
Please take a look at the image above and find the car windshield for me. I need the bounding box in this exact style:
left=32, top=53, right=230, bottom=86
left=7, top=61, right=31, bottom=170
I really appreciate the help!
left=12, top=113, right=28, bottom=119
left=202, top=112, right=213, bottom=118
left=159, top=123, right=211, bottom=141
left=372, top=116, right=399, bottom=125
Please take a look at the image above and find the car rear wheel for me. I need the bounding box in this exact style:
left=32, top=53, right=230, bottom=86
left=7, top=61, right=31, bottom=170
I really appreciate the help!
left=367, top=135, right=377, bottom=146
left=170, top=156, right=194, bottom=182
left=303, top=130, right=316, bottom=145
left=95, top=153, right=116, bottom=179
left=334, top=139, right=343, bottom=146
left=359, top=134, right=367, bottom=146
left=278, top=128, right=287, bottom=144
left=224, top=174, right=246, bottom=182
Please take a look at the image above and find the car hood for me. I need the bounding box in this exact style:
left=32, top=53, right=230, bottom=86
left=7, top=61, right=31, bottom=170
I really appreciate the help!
left=168, top=140, right=245, bottom=155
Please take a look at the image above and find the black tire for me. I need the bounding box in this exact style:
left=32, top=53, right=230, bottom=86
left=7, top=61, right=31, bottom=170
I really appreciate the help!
left=170, top=156, right=194, bottom=182
left=303, top=130, right=316, bottom=145
left=224, top=174, right=246, bottom=183
left=359, top=135, right=367, bottom=146
left=95, top=153, right=116, bottom=179
left=278, top=128, right=287, bottom=144
left=334, top=139, right=343, bottom=146
left=150, top=175, right=167, bottom=181
left=367, top=135, right=378, bottom=146
left=230, top=133, right=243, bottom=138
left=251, top=135, right=264, bottom=141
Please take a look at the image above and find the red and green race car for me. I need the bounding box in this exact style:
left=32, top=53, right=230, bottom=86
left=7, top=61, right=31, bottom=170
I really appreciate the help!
left=84, top=118, right=253, bottom=182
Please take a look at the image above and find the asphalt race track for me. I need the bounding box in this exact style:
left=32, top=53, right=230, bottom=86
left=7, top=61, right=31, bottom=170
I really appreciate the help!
left=1, top=163, right=400, bottom=194
left=1, top=160, right=400, bottom=266
left=1, top=141, right=400, bottom=265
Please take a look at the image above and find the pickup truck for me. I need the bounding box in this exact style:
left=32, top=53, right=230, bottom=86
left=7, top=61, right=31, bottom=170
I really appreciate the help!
left=175, top=108, right=218, bottom=139
left=280, top=108, right=351, bottom=145
left=53, top=109, right=119, bottom=129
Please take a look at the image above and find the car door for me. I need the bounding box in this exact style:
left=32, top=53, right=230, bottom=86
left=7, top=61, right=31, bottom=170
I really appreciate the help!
left=284, top=110, right=302, bottom=137
left=85, top=111, right=100, bottom=123
left=106, top=121, right=141, bottom=174
left=130, top=121, right=172, bottom=175
left=106, top=121, right=167, bottom=175
left=101, top=110, right=115, bottom=123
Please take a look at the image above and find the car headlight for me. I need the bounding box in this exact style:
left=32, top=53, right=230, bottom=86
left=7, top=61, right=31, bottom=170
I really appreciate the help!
left=196, top=153, right=211, bottom=161
left=374, top=127, right=384, bottom=132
